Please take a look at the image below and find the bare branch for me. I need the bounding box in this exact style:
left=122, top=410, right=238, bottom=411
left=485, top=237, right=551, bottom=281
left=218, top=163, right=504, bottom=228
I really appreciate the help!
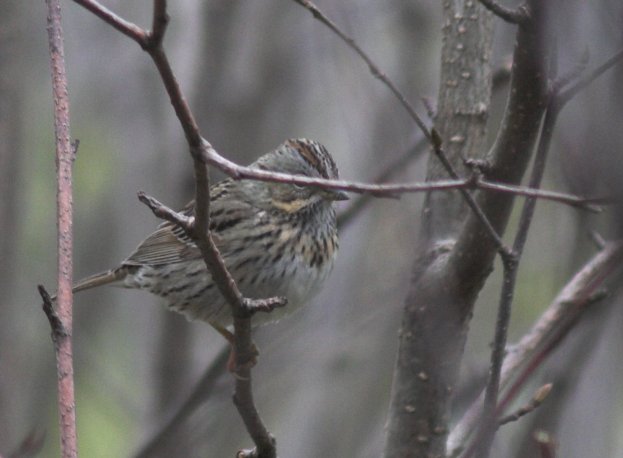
left=39, top=286, right=68, bottom=338
left=558, top=47, right=623, bottom=106
left=448, top=240, right=623, bottom=455
left=478, top=0, right=529, bottom=24
left=473, top=44, right=623, bottom=455
left=497, top=383, right=552, bottom=427
left=149, top=0, right=168, bottom=46
left=73, top=0, right=147, bottom=45
left=204, top=147, right=598, bottom=209
left=44, top=0, right=77, bottom=456
left=477, top=64, right=564, bottom=455
left=291, top=0, right=431, bottom=141
left=291, top=0, right=518, bottom=255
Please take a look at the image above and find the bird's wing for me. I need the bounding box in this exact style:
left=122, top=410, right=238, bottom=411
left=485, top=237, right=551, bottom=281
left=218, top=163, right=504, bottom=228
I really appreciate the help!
left=122, top=180, right=253, bottom=267
left=123, top=200, right=200, bottom=266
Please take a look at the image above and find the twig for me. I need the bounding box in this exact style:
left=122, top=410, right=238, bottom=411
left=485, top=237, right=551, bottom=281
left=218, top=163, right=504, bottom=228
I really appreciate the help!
left=337, top=137, right=426, bottom=227
left=472, top=43, right=623, bottom=457
left=291, top=0, right=430, bottom=141
left=496, top=289, right=607, bottom=417
left=204, top=147, right=599, bottom=210
left=137, top=191, right=194, bottom=227
left=475, top=77, right=561, bottom=458
left=137, top=192, right=288, bottom=318
left=478, top=0, right=529, bottom=24
left=291, top=0, right=511, bottom=256
left=558, top=47, right=623, bottom=106
left=39, top=286, right=68, bottom=338
left=497, top=383, right=552, bottom=427
left=44, top=0, right=77, bottom=456
left=448, top=240, right=623, bottom=456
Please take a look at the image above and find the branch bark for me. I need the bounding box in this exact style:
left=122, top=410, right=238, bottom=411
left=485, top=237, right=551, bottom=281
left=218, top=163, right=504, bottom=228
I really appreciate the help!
left=44, top=0, right=77, bottom=456
left=385, top=1, right=550, bottom=456
left=384, top=2, right=494, bottom=456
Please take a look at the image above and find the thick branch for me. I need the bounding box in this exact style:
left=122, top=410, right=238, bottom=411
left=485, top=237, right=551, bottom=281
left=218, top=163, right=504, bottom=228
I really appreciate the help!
left=385, top=1, right=549, bottom=456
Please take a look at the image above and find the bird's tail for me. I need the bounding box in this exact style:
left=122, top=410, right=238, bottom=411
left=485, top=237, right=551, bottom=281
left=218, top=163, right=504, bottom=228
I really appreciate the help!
left=51, top=267, right=127, bottom=301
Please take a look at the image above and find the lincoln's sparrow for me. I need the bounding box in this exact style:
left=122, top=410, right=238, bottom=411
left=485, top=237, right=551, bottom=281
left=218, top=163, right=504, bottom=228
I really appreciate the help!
left=68, top=138, right=347, bottom=335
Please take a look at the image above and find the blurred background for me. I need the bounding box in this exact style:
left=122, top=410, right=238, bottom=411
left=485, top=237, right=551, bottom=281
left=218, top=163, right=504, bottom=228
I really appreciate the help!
left=1, top=1, right=623, bottom=457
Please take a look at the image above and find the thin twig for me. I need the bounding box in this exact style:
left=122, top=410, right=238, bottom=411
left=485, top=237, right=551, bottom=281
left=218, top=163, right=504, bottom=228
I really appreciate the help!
left=291, top=0, right=431, bottom=141
left=204, top=147, right=598, bottom=210
left=478, top=0, right=529, bottom=24
left=39, top=286, right=68, bottom=338
left=44, top=0, right=77, bottom=456
left=475, top=85, right=561, bottom=458
left=497, top=383, right=552, bottom=427
left=558, top=47, right=623, bottom=106
left=496, top=289, right=607, bottom=416
left=337, top=137, right=426, bottom=227
left=291, top=0, right=511, bottom=255
left=472, top=44, right=623, bottom=457
left=73, top=0, right=147, bottom=45
left=448, top=240, right=623, bottom=456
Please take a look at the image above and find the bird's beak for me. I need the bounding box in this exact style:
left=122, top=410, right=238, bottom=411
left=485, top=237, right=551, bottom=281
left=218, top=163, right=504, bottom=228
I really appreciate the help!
left=323, top=188, right=350, bottom=201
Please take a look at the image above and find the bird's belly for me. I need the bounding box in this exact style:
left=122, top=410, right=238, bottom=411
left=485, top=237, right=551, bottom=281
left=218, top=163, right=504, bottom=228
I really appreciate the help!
left=131, top=253, right=335, bottom=327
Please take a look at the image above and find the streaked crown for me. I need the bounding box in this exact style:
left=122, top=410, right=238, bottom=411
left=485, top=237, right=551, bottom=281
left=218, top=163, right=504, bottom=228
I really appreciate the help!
left=253, top=138, right=341, bottom=180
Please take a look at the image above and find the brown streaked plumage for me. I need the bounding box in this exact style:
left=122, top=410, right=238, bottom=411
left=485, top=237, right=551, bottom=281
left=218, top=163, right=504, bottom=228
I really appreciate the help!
left=64, top=139, right=348, bottom=334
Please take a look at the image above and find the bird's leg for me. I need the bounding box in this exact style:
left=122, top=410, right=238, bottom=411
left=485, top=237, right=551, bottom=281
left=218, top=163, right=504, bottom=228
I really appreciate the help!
left=209, top=321, right=259, bottom=373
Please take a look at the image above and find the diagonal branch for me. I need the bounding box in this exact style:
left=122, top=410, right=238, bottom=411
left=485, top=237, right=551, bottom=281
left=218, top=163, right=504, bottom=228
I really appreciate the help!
left=448, top=240, right=623, bottom=455
left=291, top=0, right=430, bottom=141
left=474, top=42, right=623, bottom=457
left=558, top=47, right=623, bottom=106
left=291, top=0, right=510, bottom=255
left=497, top=383, right=552, bottom=428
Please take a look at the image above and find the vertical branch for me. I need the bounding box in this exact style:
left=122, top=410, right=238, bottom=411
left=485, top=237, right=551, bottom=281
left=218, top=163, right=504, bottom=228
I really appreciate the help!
left=475, top=96, right=558, bottom=458
left=44, top=0, right=77, bottom=456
